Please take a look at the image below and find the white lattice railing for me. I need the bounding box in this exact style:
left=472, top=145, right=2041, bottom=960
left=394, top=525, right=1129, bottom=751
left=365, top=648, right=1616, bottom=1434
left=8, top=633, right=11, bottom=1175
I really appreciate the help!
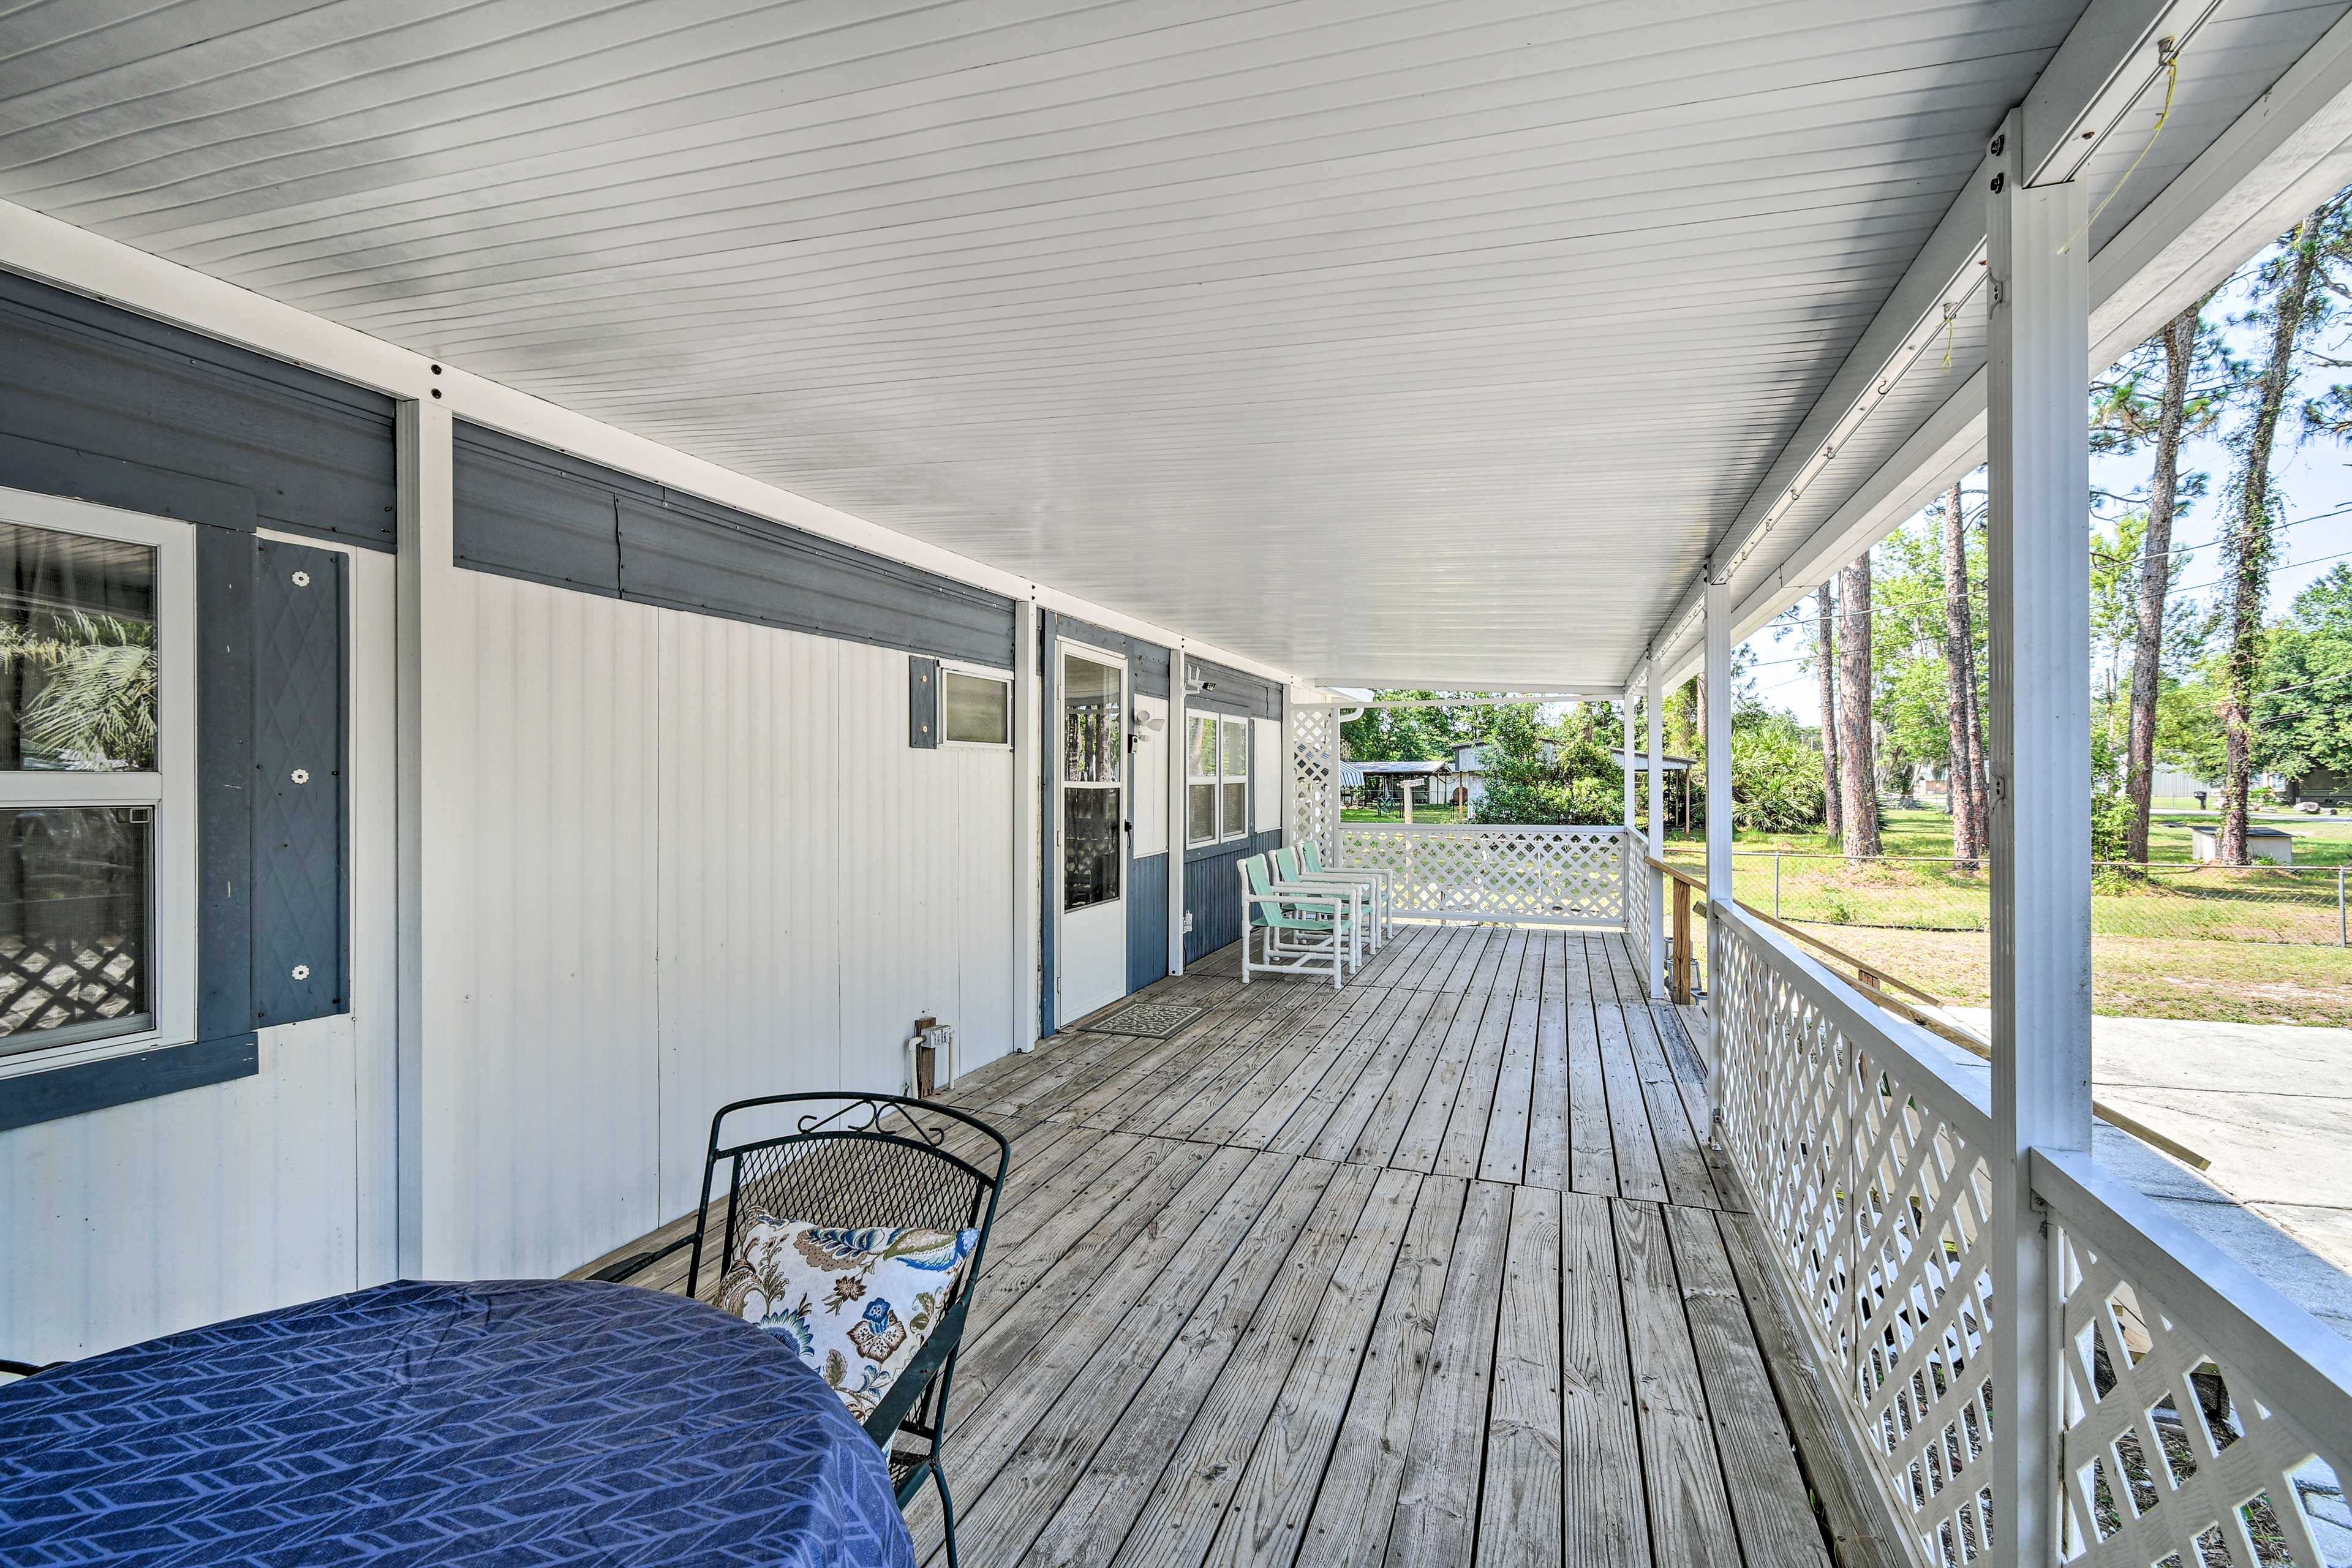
left=1713, top=902, right=2001, bottom=1565
left=1711, top=900, right=2352, bottom=1568
left=2036, top=1149, right=2351, bottom=1568
left=1624, top=827, right=1651, bottom=946
left=1340, top=824, right=1625, bottom=925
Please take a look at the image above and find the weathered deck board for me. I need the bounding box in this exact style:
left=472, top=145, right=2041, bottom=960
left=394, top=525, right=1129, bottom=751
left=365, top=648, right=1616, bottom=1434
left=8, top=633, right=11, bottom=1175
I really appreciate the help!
left=1476, top=1184, right=1565, bottom=1568
left=581, top=930, right=1854, bottom=1568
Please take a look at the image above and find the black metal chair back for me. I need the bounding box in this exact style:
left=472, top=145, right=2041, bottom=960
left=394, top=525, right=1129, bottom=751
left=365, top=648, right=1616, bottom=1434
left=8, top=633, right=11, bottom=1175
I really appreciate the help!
left=614, top=1092, right=1009, bottom=1568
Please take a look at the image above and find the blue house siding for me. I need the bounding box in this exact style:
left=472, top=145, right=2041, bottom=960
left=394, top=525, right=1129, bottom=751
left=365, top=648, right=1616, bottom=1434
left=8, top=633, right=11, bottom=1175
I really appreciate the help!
left=1129, top=852, right=1170, bottom=993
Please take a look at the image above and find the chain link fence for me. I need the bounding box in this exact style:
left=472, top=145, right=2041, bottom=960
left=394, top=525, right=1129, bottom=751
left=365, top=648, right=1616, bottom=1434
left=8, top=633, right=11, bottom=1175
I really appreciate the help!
left=1664, top=851, right=2350, bottom=946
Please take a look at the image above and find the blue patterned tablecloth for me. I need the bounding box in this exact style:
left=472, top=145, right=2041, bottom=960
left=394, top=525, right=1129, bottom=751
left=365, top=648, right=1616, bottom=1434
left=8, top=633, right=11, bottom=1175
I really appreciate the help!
left=0, top=1278, right=915, bottom=1567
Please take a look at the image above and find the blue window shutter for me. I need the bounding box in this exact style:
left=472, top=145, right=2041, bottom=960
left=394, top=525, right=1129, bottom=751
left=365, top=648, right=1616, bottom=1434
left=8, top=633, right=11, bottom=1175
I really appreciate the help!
left=249, top=539, right=348, bottom=1025
left=910, top=655, right=940, bottom=748
left=196, top=527, right=256, bottom=1044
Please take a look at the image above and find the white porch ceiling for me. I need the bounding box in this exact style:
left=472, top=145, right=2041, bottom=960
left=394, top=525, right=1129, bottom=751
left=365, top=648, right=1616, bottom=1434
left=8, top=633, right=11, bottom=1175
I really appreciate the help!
left=0, top=1, right=2343, bottom=686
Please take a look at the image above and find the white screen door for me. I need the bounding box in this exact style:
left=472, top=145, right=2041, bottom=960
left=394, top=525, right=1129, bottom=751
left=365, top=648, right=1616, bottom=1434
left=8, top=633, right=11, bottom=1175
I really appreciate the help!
left=1057, top=644, right=1126, bottom=1023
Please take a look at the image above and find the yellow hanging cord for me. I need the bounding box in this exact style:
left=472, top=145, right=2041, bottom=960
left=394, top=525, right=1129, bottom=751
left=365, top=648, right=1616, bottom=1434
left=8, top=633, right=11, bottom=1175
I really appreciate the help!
left=2060, top=45, right=2181, bottom=256
left=1941, top=303, right=1960, bottom=371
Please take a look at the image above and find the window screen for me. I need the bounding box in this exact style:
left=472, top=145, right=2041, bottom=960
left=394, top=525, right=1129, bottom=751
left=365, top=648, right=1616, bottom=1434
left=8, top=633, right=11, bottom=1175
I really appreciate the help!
left=942, top=670, right=1009, bottom=745
left=1220, top=715, right=1250, bottom=842
left=1186, top=714, right=1218, bottom=846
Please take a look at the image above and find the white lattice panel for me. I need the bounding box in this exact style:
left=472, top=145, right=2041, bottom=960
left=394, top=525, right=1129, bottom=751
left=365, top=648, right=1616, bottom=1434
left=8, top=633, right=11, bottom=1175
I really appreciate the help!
left=1713, top=913, right=2002, bottom=1568
left=1624, top=830, right=1651, bottom=946
left=2050, top=1190, right=2351, bottom=1568
left=1341, top=824, right=1624, bottom=925
left=1290, top=705, right=1341, bottom=869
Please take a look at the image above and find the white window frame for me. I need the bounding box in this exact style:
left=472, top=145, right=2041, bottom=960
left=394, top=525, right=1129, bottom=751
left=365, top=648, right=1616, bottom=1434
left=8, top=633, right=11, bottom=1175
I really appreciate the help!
left=937, top=661, right=1014, bottom=750
left=0, top=488, right=198, bottom=1082
left=1185, top=711, right=1218, bottom=849
left=1218, top=713, right=1252, bottom=845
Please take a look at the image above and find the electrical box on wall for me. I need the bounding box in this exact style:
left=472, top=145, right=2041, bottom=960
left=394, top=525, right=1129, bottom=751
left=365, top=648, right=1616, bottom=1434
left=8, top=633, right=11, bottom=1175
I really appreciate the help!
left=1183, top=911, right=1194, bottom=933
left=907, top=1017, right=956, bottom=1097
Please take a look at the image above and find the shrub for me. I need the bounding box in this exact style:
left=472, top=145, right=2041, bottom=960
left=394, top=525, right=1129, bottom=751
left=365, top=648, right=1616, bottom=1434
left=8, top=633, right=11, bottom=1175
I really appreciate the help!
left=1675, top=718, right=1829, bottom=834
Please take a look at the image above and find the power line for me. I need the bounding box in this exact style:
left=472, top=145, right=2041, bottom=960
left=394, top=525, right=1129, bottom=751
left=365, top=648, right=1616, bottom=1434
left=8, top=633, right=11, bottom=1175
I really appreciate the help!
left=1755, top=499, right=2352, bottom=651
left=1737, top=543, right=2352, bottom=677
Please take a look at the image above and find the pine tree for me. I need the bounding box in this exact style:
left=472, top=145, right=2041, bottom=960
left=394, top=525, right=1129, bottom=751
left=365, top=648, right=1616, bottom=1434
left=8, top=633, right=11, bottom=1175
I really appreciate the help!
left=2219, top=205, right=2336, bottom=861
left=1816, top=582, right=1841, bottom=842
left=1938, top=483, right=1988, bottom=868
left=1838, top=552, right=1881, bottom=856
left=2092, top=298, right=2228, bottom=861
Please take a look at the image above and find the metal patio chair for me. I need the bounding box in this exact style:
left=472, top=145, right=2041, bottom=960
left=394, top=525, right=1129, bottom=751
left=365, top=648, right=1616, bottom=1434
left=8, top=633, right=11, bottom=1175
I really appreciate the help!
left=593, top=1093, right=1010, bottom=1567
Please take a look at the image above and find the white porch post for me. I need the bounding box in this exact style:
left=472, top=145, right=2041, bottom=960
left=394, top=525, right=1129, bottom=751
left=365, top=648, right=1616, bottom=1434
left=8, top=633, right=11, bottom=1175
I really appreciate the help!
left=1619, top=693, right=1637, bottom=944
left=393, top=398, right=457, bottom=1280
left=1986, top=111, right=2093, bottom=1568
left=1646, top=655, right=1667, bottom=1000
left=1703, top=565, right=1732, bottom=1099
left=1619, top=696, right=1635, bottom=827
left=1013, top=598, right=1042, bottom=1042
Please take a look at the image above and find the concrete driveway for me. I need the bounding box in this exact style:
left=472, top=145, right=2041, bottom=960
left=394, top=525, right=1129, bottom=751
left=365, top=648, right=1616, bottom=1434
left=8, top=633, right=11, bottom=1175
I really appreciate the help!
left=1956, top=1009, right=2352, bottom=1340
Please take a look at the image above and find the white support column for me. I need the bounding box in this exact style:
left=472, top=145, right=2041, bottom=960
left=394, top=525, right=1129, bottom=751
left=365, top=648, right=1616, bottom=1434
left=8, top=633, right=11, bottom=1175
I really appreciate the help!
left=1986, top=110, right=2093, bottom=1568
left=1169, top=646, right=1188, bottom=976
left=1646, top=655, right=1667, bottom=1000
left=1704, top=574, right=1733, bottom=912
left=1703, top=565, right=1732, bottom=1100
left=1012, top=598, right=1041, bottom=1047
left=394, top=398, right=457, bottom=1279
left=1619, top=697, right=1635, bottom=828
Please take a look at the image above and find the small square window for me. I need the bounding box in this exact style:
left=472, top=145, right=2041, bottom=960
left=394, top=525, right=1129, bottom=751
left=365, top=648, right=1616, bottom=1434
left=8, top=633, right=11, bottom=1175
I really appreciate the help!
left=941, top=670, right=1010, bottom=747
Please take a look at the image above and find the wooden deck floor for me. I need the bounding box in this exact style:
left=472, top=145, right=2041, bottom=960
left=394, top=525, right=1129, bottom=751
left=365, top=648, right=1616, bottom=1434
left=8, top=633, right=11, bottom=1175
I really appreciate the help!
left=582, top=925, right=1874, bottom=1568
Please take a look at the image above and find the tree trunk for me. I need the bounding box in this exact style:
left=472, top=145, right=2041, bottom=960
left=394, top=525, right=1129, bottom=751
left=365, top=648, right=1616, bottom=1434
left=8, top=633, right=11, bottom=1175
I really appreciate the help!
left=1963, top=608, right=1989, bottom=861
left=1838, top=554, right=1882, bottom=856
left=2126, top=304, right=2198, bottom=862
left=1941, top=483, right=1979, bottom=869
left=1818, top=582, right=1842, bottom=841
left=2221, top=209, right=2328, bottom=862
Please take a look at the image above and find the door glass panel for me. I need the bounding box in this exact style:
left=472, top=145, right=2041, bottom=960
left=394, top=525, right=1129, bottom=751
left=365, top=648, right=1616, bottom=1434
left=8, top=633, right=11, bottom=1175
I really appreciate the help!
left=0, top=805, right=152, bottom=1052
left=1061, top=655, right=1121, bottom=783
left=0, top=523, right=158, bottom=772
left=1063, top=786, right=1121, bottom=910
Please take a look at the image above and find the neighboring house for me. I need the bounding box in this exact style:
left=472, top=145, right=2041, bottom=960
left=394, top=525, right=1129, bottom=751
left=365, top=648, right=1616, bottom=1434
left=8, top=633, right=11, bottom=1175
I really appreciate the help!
left=2283, top=766, right=2352, bottom=807
left=1449, top=741, right=1554, bottom=807
left=1441, top=742, right=1689, bottom=809
left=1341, top=759, right=1450, bottom=805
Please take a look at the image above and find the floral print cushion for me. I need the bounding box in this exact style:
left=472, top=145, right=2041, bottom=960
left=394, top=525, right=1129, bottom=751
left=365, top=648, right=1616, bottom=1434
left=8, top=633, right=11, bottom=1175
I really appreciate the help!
left=714, top=1215, right=978, bottom=1421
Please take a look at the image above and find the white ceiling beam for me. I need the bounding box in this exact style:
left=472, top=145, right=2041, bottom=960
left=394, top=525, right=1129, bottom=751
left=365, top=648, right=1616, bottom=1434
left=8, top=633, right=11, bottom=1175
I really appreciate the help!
left=1638, top=0, right=2225, bottom=682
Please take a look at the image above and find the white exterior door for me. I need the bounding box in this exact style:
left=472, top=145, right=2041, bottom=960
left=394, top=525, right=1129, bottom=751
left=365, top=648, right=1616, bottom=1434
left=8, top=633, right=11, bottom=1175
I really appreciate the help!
left=1057, top=643, right=1126, bottom=1024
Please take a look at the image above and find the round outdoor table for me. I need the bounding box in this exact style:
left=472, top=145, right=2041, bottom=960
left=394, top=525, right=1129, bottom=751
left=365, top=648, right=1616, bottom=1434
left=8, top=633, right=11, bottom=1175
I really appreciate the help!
left=0, top=1278, right=914, bottom=1567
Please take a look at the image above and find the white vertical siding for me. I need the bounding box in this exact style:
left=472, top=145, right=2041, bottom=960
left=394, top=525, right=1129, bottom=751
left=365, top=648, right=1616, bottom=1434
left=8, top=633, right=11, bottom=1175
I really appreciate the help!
left=1133, top=696, right=1169, bottom=856
left=426, top=572, right=662, bottom=1281
left=442, top=597, right=1013, bottom=1273
left=0, top=533, right=401, bottom=1363
left=654, top=615, right=843, bottom=1217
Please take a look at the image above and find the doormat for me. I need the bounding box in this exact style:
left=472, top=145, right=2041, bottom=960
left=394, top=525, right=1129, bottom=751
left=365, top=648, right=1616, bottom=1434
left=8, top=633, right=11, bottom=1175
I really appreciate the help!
left=1090, top=1001, right=1204, bottom=1039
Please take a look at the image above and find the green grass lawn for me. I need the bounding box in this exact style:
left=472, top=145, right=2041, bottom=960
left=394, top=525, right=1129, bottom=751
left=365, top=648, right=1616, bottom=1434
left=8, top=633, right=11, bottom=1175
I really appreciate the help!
left=1341, top=804, right=1469, bottom=824
left=1657, top=804, right=2352, bottom=868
